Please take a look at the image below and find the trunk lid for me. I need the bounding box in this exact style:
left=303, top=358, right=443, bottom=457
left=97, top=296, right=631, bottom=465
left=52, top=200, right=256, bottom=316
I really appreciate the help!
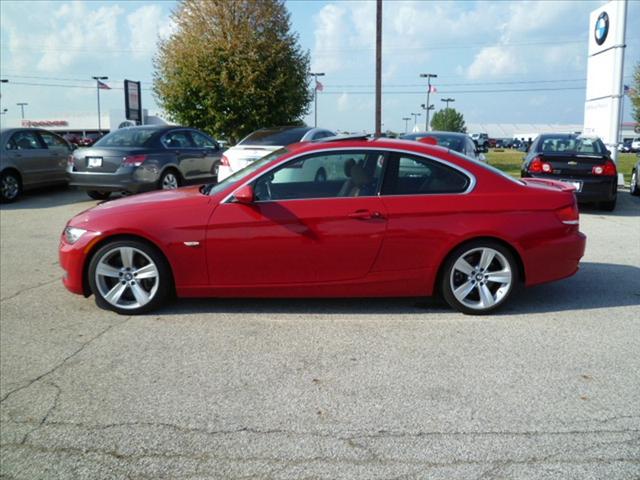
left=70, top=147, right=149, bottom=173
left=224, top=145, right=281, bottom=171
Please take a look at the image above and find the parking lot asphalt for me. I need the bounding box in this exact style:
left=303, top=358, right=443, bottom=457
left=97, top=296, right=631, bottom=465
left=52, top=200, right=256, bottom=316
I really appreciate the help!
left=1, top=187, right=639, bottom=480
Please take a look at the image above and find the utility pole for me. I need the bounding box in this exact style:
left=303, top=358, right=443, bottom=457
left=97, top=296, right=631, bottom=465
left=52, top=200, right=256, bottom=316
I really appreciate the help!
left=410, top=112, right=421, bottom=129
left=375, top=0, right=382, bottom=137
left=402, top=116, right=410, bottom=134
left=92, top=76, right=108, bottom=133
left=419, top=73, right=437, bottom=131
left=309, top=72, right=325, bottom=128
left=16, top=102, right=28, bottom=120
left=441, top=97, right=455, bottom=109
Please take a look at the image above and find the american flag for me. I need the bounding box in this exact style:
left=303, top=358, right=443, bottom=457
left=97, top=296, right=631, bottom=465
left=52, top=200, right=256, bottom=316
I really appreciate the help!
left=97, top=80, right=111, bottom=90
left=624, top=84, right=637, bottom=96
left=315, top=80, right=324, bottom=92
left=428, top=85, right=437, bottom=93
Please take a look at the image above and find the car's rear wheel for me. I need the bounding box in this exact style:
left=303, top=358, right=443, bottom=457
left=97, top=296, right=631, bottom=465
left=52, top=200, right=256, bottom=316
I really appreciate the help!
left=159, top=170, right=181, bottom=190
left=630, top=170, right=639, bottom=196
left=87, top=190, right=111, bottom=200
left=88, top=239, right=172, bottom=315
left=441, top=241, right=519, bottom=315
left=599, top=192, right=617, bottom=211
left=1, top=171, right=21, bottom=203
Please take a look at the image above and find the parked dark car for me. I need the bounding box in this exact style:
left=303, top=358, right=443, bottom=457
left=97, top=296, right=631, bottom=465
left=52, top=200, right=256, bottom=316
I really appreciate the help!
left=521, top=134, right=617, bottom=211
left=630, top=155, right=640, bottom=196
left=401, top=131, right=487, bottom=162
left=68, top=126, right=224, bottom=200
left=1, top=128, right=72, bottom=202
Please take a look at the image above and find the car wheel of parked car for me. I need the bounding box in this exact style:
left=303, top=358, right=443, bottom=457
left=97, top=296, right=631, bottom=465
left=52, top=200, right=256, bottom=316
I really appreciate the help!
left=631, top=170, right=639, bottom=196
left=160, top=170, right=181, bottom=190
left=441, top=241, right=519, bottom=315
left=314, top=168, right=327, bottom=182
left=1, top=171, right=21, bottom=203
left=88, top=239, right=172, bottom=315
left=599, top=195, right=617, bottom=211
left=87, top=190, right=112, bottom=200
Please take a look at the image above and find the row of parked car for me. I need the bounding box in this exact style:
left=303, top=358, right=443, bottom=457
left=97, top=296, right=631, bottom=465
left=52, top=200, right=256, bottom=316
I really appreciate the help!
left=1, top=125, right=638, bottom=209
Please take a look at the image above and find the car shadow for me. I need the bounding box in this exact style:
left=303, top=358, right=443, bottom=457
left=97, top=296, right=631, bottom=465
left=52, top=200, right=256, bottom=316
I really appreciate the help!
left=151, top=262, right=639, bottom=317
left=0, top=186, right=95, bottom=210
left=578, top=188, right=640, bottom=218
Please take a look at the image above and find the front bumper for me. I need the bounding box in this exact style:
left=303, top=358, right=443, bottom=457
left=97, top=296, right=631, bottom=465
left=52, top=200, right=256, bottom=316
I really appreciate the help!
left=59, top=230, right=103, bottom=296
left=67, top=165, right=160, bottom=193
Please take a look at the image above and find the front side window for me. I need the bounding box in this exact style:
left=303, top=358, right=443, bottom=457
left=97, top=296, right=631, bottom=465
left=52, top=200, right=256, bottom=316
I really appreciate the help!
left=253, top=150, right=384, bottom=201
left=39, top=131, right=68, bottom=149
left=381, top=153, right=470, bottom=195
left=191, top=131, right=216, bottom=148
left=162, top=131, right=194, bottom=148
left=9, top=131, right=42, bottom=150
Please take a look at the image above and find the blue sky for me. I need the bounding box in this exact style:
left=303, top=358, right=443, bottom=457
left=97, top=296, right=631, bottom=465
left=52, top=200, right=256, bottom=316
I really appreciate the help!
left=0, top=0, right=638, bottom=133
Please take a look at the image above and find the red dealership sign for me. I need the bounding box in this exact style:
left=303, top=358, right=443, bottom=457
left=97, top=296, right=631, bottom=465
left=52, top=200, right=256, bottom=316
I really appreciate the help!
left=22, top=120, right=69, bottom=127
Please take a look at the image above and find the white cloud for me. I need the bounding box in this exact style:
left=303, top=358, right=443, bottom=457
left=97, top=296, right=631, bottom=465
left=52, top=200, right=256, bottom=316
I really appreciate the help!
left=467, top=46, right=524, bottom=79
left=337, top=92, right=349, bottom=112
left=311, top=4, right=349, bottom=73
left=127, top=5, right=174, bottom=60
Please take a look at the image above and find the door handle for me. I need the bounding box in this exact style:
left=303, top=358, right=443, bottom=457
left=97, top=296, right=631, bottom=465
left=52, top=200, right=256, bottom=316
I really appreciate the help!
left=348, top=209, right=384, bottom=220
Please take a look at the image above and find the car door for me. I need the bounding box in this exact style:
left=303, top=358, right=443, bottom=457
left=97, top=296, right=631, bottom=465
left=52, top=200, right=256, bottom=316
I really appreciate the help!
left=161, top=130, right=202, bottom=180
left=206, top=150, right=388, bottom=285
left=37, top=130, right=71, bottom=184
left=374, top=152, right=473, bottom=275
left=5, top=130, right=50, bottom=186
left=189, top=130, right=221, bottom=178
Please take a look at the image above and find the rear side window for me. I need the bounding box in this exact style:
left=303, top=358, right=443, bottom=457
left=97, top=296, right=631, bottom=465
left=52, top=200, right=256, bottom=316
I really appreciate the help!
left=39, top=131, right=68, bottom=149
left=191, top=131, right=217, bottom=148
left=239, top=128, right=311, bottom=146
left=162, top=131, right=195, bottom=148
left=381, top=153, right=470, bottom=195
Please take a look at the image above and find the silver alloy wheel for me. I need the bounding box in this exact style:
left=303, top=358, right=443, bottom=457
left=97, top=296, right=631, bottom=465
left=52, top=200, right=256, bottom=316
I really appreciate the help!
left=2, top=174, right=19, bottom=200
left=162, top=172, right=179, bottom=189
left=449, top=247, right=513, bottom=311
left=632, top=171, right=638, bottom=194
left=95, top=246, right=159, bottom=310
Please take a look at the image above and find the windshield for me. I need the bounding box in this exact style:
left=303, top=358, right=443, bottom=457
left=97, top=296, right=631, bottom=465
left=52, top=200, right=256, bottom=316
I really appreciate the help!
left=94, top=128, right=157, bottom=147
left=537, top=136, right=606, bottom=154
left=205, top=148, right=290, bottom=196
left=239, top=128, right=310, bottom=146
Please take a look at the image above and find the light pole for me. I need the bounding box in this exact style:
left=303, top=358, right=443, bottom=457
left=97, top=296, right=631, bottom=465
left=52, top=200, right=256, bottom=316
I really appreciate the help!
left=441, top=97, right=455, bottom=109
left=16, top=102, right=28, bottom=120
left=410, top=112, right=421, bottom=129
left=402, top=116, right=411, bottom=133
left=309, top=72, right=325, bottom=128
left=420, top=73, right=437, bottom=131
left=92, top=76, right=108, bottom=133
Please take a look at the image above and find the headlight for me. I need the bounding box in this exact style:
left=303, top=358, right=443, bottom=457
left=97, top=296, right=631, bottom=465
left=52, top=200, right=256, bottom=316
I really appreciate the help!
left=64, top=227, right=87, bottom=244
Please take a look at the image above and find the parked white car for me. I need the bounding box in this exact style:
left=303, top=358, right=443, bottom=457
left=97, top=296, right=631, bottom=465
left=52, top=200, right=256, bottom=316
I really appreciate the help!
left=218, top=126, right=335, bottom=181
left=631, top=137, right=640, bottom=152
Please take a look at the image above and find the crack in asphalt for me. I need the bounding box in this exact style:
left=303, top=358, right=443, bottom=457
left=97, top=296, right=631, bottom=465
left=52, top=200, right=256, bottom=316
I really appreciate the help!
left=0, top=277, right=60, bottom=303
left=18, top=382, right=61, bottom=445
left=0, top=317, right=131, bottom=404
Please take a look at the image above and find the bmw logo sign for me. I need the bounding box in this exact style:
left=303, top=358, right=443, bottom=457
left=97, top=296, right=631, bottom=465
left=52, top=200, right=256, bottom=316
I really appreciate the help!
left=594, top=11, right=609, bottom=46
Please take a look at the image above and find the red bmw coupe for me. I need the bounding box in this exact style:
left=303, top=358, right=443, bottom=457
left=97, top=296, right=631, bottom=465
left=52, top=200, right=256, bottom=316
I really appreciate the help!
left=59, top=136, right=586, bottom=315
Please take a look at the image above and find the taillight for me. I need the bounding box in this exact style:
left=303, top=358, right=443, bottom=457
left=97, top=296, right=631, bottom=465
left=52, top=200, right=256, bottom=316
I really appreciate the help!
left=221, top=154, right=230, bottom=167
left=529, top=156, right=552, bottom=174
left=122, top=154, right=147, bottom=167
left=592, top=159, right=616, bottom=176
left=67, top=154, right=75, bottom=167
left=555, top=203, right=579, bottom=226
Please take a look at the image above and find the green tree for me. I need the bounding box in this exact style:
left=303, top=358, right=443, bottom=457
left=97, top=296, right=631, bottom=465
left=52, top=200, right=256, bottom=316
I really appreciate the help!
left=153, top=0, right=312, bottom=143
left=632, top=62, right=640, bottom=123
left=430, top=108, right=467, bottom=133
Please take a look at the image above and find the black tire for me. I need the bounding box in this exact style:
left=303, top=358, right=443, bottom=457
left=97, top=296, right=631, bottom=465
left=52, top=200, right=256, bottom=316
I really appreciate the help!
left=314, top=168, right=327, bottom=182
left=159, top=169, right=181, bottom=190
left=599, top=193, right=617, bottom=211
left=87, top=190, right=111, bottom=200
left=1, top=170, right=22, bottom=203
left=88, top=239, right=173, bottom=315
left=440, top=240, right=520, bottom=315
left=630, top=170, right=639, bottom=196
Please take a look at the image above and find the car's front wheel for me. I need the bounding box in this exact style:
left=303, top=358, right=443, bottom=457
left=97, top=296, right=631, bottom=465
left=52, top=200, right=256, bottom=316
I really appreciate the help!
left=88, top=239, right=172, bottom=314
left=630, top=170, right=639, bottom=196
left=441, top=241, right=519, bottom=315
left=1, top=171, right=22, bottom=203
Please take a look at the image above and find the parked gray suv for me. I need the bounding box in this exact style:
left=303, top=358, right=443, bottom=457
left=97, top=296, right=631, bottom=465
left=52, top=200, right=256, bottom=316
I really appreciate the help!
left=1, top=128, right=72, bottom=202
left=68, top=126, right=224, bottom=200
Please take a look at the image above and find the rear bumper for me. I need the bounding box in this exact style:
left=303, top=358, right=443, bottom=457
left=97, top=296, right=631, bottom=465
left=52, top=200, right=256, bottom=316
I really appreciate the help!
left=67, top=166, right=160, bottom=193
left=524, top=230, right=587, bottom=287
left=527, top=174, right=617, bottom=203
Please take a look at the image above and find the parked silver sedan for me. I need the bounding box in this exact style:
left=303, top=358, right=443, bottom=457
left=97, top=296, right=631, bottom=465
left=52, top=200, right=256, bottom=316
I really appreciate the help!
left=0, top=128, right=72, bottom=202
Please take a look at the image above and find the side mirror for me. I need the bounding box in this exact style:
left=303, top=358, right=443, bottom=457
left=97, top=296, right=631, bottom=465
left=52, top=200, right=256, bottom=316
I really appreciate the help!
left=233, top=184, right=254, bottom=204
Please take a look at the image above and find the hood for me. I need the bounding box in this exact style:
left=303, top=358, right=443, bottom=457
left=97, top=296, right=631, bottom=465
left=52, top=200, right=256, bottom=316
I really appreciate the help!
left=69, top=186, right=213, bottom=227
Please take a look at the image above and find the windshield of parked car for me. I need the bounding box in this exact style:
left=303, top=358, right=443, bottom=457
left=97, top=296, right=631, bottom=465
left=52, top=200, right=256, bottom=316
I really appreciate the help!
left=239, top=128, right=310, bottom=146
left=405, top=134, right=465, bottom=153
left=537, top=136, right=606, bottom=154
left=204, top=148, right=290, bottom=196
left=94, top=128, right=157, bottom=147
